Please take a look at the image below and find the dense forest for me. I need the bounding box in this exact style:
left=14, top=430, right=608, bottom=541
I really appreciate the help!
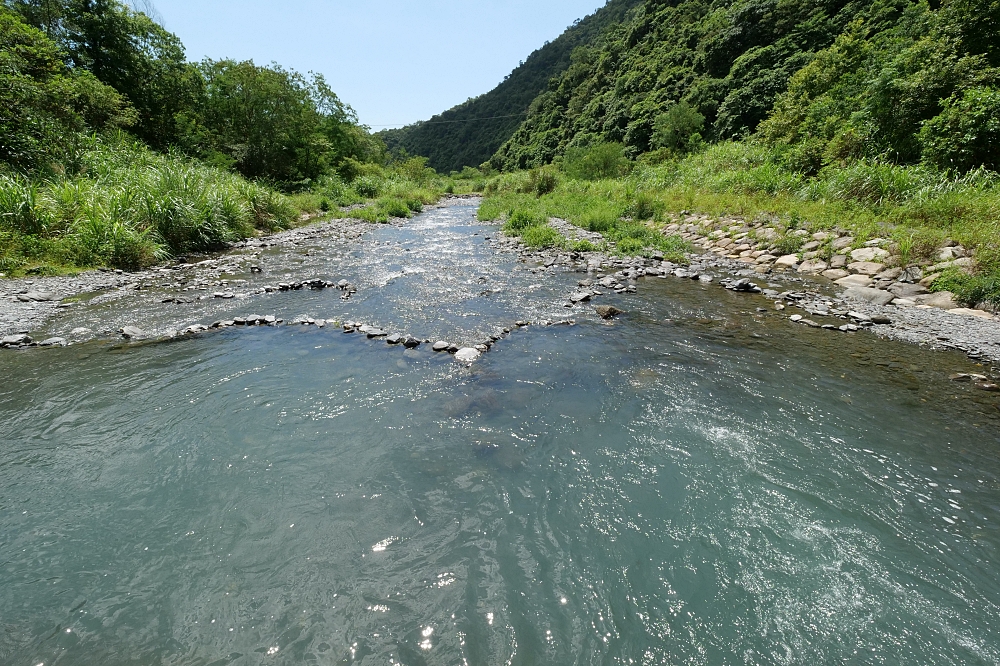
left=377, top=0, right=642, bottom=173
left=491, top=0, right=1000, bottom=173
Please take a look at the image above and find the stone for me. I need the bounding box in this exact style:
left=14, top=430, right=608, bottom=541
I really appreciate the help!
left=847, top=262, right=885, bottom=276
left=950, top=308, right=994, bottom=320
left=454, top=348, right=482, bottom=363
left=851, top=247, right=890, bottom=263
left=569, top=291, right=592, bottom=304
left=797, top=259, right=829, bottom=274
left=975, top=382, right=1000, bottom=392
left=23, top=291, right=56, bottom=302
left=892, top=298, right=916, bottom=307
left=874, top=267, right=903, bottom=281
left=801, top=241, right=821, bottom=252
left=950, top=373, right=987, bottom=382
left=899, top=266, right=923, bottom=282
left=403, top=336, right=421, bottom=348
left=914, top=292, right=958, bottom=310
left=871, top=316, right=892, bottom=325
left=835, top=275, right=874, bottom=288
left=121, top=326, right=145, bottom=339
left=432, top=341, right=449, bottom=352
left=774, top=255, right=800, bottom=269
left=789, top=315, right=803, bottom=322
left=865, top=238, right=888, bottom=247
left=755, top=254, right=777, bottom=264
left=888, top=283, right=928, bottom=298
left=829, top=255, right=848, bottom=269
left=812, top=232, right=833, bottom=241
left=1, top=334, right=31, bottom=346
left=822, top=269, right=850, bottom=280
left=386, top=334, right=403, bottom=344
left=938, top=246, right=967, bottom=261
left=843, top=287, right=895, bottom=306
left=595, top=305, right=624, bottom=319
left=831, top=237, right=854, bottom=250
left=366, top=329, right=388, bottom=338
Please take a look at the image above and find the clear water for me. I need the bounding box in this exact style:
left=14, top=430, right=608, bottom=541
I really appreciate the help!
left=2, top=202, right=1000, bottom=665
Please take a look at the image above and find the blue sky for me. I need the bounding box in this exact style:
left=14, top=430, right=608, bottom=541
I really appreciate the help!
left=148, top=1, right=608, bottom=129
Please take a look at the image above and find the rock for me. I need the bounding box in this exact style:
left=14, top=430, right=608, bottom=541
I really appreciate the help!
left=831, top=237, right=854, bottom=251
left=835, top=275, right=874, bottom=288
left=892, top=298, right=916, bottom=307
left=822, top=269, right=850, bottom=280
left=871, top=316, right=892, bottom=325
left=851, top=247, right=890, bottom=263
left=975, top=382, right=1000, bottom=392
left=938, top=246, right=967, bottom=261
left=847, top=311, right=872, bottom=322
left=843, top=287, right=895, bottom=306
left=432, top=341, right=450, bottom=352
left=403, top=336, right=421, bottom=348
left=874, top=267, right=903, bottom=281
left=37, top=337, right=66, bottom=347
left=914, top=292, right=958, bottom=310
left=595, top=305, right=624, bottom=319
left=23, top=291, right=56, bottom=302
left=774, top=254, right=800, bottom=269
left=950, top=373, right=987, bottom=382
left=898, top=266, right=923, bottom=283
left=264, top=315, right=277, bottom=324
left=569, top=291, right=592, bottom=303
left=386, top=334, right=403, bottom=344
left=950, top=308, right=994, bottom=320
left=801, top=241, right=822, bottom=252
left=789, top=315, right=803, bottom=322
left=797, top=259, right=829, bottom=274
left=121, top=326, right=145, bottom=339
left=802, top=319, right=821, bottom=328
left=454, top=348, right=482, bottom=363
left=698, top=275, right=714, bottom=282
left=829, top=255, right=848, bottom=268
left=888, top=283, right=928, bottom=298
left=865, top=238, right=888, bottom=247
left=1, top=334, right=31, bottom=346
left=847, top=262, right=885, bottom=276
left=214, top=292, right=235, bottom=299
left=366, top=329, right=388, bottom=338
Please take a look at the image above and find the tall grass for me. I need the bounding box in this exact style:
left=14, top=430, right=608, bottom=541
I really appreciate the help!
left=0, top=134, right=296, bottom=272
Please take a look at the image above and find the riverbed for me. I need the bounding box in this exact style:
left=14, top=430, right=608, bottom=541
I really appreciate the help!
left=2, top=200, right=999, bottom=665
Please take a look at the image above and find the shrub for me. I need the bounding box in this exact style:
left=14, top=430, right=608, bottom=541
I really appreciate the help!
left=579, top=209, right=618, bottom=232
left=772, top=234, right=805, bottom=255
left=931, top=268, right=1000, bottom=308
left=378, top=197, right=411, bottom=219
left=627, top=192, right=662, bottom=220
left=920, top=87, right=1000, bottom=172
left=563, top=142, right=631, bottom=180
left=520, top=224, right=561, bottom=248
left=616, top=237, right=646, bottom=254
left=505, top=209, right=546, bottom=231
left=652, top=102, right=706, bottom=154
left=354, top=175, right=382, bottom=198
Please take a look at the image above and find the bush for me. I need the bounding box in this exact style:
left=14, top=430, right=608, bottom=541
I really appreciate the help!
left=378, top=197, right=411, bottom=219
left=931, top=268, right=1000, bottom=308
left=627, top=192, right=662, bottom=220
left=505, top=209, right=546, bottom=231
left=563, top=142, right=632, bottom=180
left=652, top=102, right=705, bottom=154
left=920, top=87, right=1000, bottom=172
left=520, top=224, right=561, bottom=248
left=354, top=175, right=382, bottom=198
left=772, top=234, right=805, bottom=255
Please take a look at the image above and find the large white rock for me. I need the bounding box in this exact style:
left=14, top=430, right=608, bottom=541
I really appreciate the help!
left=835, top=274, right=874, bottom=288
left=774, top=254, right=800, bottom=269
left=851, top=247, right=890, bottom=263
left=454, top=348, right=482, bottom=363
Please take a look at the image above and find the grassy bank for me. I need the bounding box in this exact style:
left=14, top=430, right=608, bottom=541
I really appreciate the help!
left=478, top=142, right=1000, bottom=306
left=0, top=140, right=478, bottom=276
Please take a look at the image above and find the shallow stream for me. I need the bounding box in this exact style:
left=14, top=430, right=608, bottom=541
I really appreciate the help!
left=2, top=201, right=1000, bottom=665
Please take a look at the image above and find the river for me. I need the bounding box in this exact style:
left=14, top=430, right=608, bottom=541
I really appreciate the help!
left=2, top=200, right=999, bottom=665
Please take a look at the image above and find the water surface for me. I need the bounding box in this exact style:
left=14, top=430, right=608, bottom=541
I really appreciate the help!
left=2, top=202, right=1000, bottom=665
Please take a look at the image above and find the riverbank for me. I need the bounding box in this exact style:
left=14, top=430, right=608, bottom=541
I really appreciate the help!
left=2, top=198, right=999, bottom=388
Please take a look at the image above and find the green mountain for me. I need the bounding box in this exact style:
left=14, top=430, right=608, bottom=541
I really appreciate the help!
left=491, top=0, right=1000, bottom=173
left=378, top=0, right=643, bottom=173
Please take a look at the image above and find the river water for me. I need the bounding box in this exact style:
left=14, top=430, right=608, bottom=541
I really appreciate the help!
left=2, top=201, right=1000, bottom=665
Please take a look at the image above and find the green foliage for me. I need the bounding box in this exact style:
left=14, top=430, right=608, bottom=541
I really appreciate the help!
left=563, top=143, right=631, bottom=180
left=505, top=209, right=546, bottom=232
left=520, top=224, right=562, bottom=248
left=377, top=0, right=642, bottom=172
left=930, top=268, right=1000, bottom=308
left=0, top=135, right=295, bottom=272
left=920, top=87, right=1000, bottom=172
left=652, top=103, right=705, bottom=154
left=772, top=234, right=805, bottom=256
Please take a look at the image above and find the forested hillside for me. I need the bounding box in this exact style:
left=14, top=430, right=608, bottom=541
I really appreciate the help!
left=378, top=0, right=642, bottom=173
left=491, top=0, right=1000, bottom=173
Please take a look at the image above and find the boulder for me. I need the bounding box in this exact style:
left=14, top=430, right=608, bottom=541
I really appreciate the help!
left=831, top=237, right=854, bottom=250
left=569, top=291, right=592, bottom=304
left=432, top=341, right=449, bottom=352
left=403, top=336, right=421, bottom=348
left=888, top=283, right=928, bottom=298
left=121, top=326, right=145, bottom=340
left=774, top=255, right=800, bottom=269
left=38, top=337, right=67, bottom=347
left=23, top=291, right=56, bottom=302
left=950, top=308, right=994, bottom=320
left=822, top=269, right=850, bottom=280
left=914, top=292, right=958, bottom=310
left=366, top=329, right=388, bottom=338
left=874, top=267, right=903, bottom=281
left=843, top=287, right=895, bottom=306
left=797, top=259, right=828, bottom=274
left=835, top=275, right=874, bottom=288
left=595, top=305, right=624, bottom=319
left=938, top=246, right=967, bottom=261
left=829, top=255, right=848, bottom=268
left=1, top=334, right=31, bottom=346
left=386, top=334, right=403, bottom=345
left=454, top=348, right=482, bottom=363
left=847, top=262, right=885, bottom=276
left=898, top=266, right=923, bottom=282
left=851, top=247, right=890, bottom=263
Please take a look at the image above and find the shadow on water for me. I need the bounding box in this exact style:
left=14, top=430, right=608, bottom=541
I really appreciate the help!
left=1, top=201, right=1000, bottom=665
